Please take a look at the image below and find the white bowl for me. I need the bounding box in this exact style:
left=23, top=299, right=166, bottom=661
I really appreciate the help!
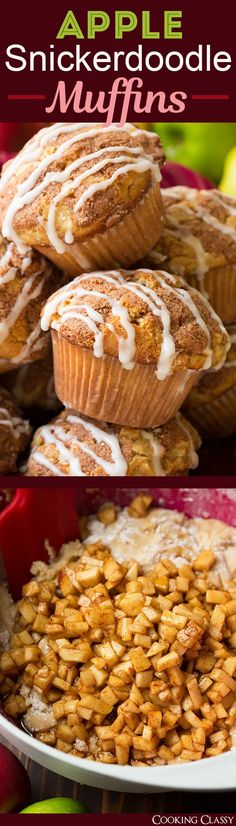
left=0, top=712, right=236, bottom=792
left=1, top=486, right=236, bottom=792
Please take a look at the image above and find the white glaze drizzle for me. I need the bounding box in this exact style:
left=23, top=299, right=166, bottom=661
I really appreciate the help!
left=46, top=146, right=146, bottom=254
left=0, top=405, right=30, bottom=437
left=31, top=410, right=201, bottom=477
left=141, top=430, right=166, bottom=475
left=164, top=186, right=236, bottom=264
left=0, top=242, right=14, bottom=268
left=0, top=271, right=45, bottom=345
left=185, top=188, right=236, bottom=239
left=162, top=187, right=236, bottom=292
left=22, top=251, right=33, bottom=271
left=0, top=267, right=18, bottom=286
left=0, top=259, right=53, bottom=363
left=1, top=123, right=161, bottom=254
left=41, top=270, right=175, bottom=378
left=167, top=218, right=209, bottom=296
left=41, top=268, right=225, bottom=378
left=12, top=321, right=43, bottom=365
left=139, top=268, right=213, bottom=370
left=31, top=413, right=128, bottom=476
left=175, top=413, right=199, bottom=469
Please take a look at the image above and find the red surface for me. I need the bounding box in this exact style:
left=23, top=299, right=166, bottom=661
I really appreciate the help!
left=1, top=487, right=236, bottom=598
left=0, top=489, right=79, bottom=598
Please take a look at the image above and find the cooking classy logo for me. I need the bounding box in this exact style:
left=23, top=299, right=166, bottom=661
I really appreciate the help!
left=2, top=4, right=234, bottom=121
left=152, top=818, right=235, bottom=825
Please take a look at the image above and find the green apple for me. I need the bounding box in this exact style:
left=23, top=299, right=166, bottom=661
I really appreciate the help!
left=220, top=147, right=236, bottom=196
left=151, top=123, right=236, bottom=183
left=20, top=797, right=89, bottom=814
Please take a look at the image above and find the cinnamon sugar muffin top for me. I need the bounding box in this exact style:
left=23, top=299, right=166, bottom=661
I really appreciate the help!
left=27, top=409, right=200, bottom=477
left=41, top=268, right=230, bottom=378
left=0, top=236, right=65, bottom=371
left=0, top=387, right=31, bottom=473
left=0, top=123, right=164, bottom=255
left=185, top=323, right=236, bottom=408
left=144, top=186, right=236, bottom=293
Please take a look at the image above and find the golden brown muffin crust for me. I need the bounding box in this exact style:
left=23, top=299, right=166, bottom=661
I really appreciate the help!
left=0, top=387, right=31, bottom=473
left=41, top=268, right=229, bottom=372
left=0, top=237, right=67, bottom=369
left=185, top=323, right=236, bottom=408
left=145, top=186, right=236, bottom=278
left=27, top=409, right=200, bottom=477
left=0, top=124, right=164, bottom=248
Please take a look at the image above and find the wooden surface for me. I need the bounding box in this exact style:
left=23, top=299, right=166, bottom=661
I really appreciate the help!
left=0, top=735, right=235, bottom=813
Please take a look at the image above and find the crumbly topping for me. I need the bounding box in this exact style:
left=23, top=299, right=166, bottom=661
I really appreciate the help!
left=27, top=409, right=200, bottom=478
left=41, top=268, right=229, bottom=372
left=148, top=187, right=236, bottom=277
left=31, top=539, right=83, bottom=582
left=0, top=123, right=164, bottom=248
left=185, top=323, right=236, bottom=408
left=0, top=236, right=65, bottom=367
left=0, top=387, right=31, bottom=473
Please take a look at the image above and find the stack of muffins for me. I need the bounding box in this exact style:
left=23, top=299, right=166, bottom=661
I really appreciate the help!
left=143, top=186, right=236, bottom=442
left=0, top=123, right=233, bottom=476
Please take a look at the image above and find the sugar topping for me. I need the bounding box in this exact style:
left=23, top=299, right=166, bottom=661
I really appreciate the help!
left=29, top=409, right=199, bottom=478
left=160, top=187, right=236, bottom=294
left=84, top=506, right=236, bottom=578
left=0, top=252, right=56, bottom=366
left=0, top=404, right=31, bottom=439
left=0, top=123, right=162, bottom=254
left=41, top=269, right=227, bottom=379
left=31, top=412, right=128, bottom=477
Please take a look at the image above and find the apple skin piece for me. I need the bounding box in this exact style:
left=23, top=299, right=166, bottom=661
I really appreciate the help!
left=0, top=744, right=31, bottom=813
left=220, top=147, right=236, bottom=196
left=20, top=797, right=89, bottom=814
left=161, top=160, right=212, bottom=189
left=151, top=123, right=236, bottom=183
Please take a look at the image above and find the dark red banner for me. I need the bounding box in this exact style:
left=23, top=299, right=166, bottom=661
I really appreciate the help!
left=3, top=815, right=236, bottom=823
left=0, top=0, right=235, bottom=122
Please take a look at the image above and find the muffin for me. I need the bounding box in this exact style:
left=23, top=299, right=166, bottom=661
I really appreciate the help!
left=2, top=351, right=61, bottom=414
left=0, top=237, right=66, bottom=372
left=41, top=268, right=229, bottom=428
left=143, top=186, right=236, bottom=323
left=184, top=323, right=236, bottom=439
left=0, top=387, right=31, bottom=473
left=0, top=123, right=164, bottom=276
left=27, top=408, right=200, bottom=477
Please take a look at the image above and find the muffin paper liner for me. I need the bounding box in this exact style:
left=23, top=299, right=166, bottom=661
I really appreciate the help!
left=36, top=184, right=164, bottom=277
left=185, top=383, right=236, bottom=440
left=52, top=332, right=197, bottom=428
left=190, top=264, right=236, bottom=324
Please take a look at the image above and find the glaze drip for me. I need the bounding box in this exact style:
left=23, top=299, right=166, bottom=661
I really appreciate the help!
left=41, top=269, right=223, bottom=379
left=0, top=123, right=161, bottom=254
